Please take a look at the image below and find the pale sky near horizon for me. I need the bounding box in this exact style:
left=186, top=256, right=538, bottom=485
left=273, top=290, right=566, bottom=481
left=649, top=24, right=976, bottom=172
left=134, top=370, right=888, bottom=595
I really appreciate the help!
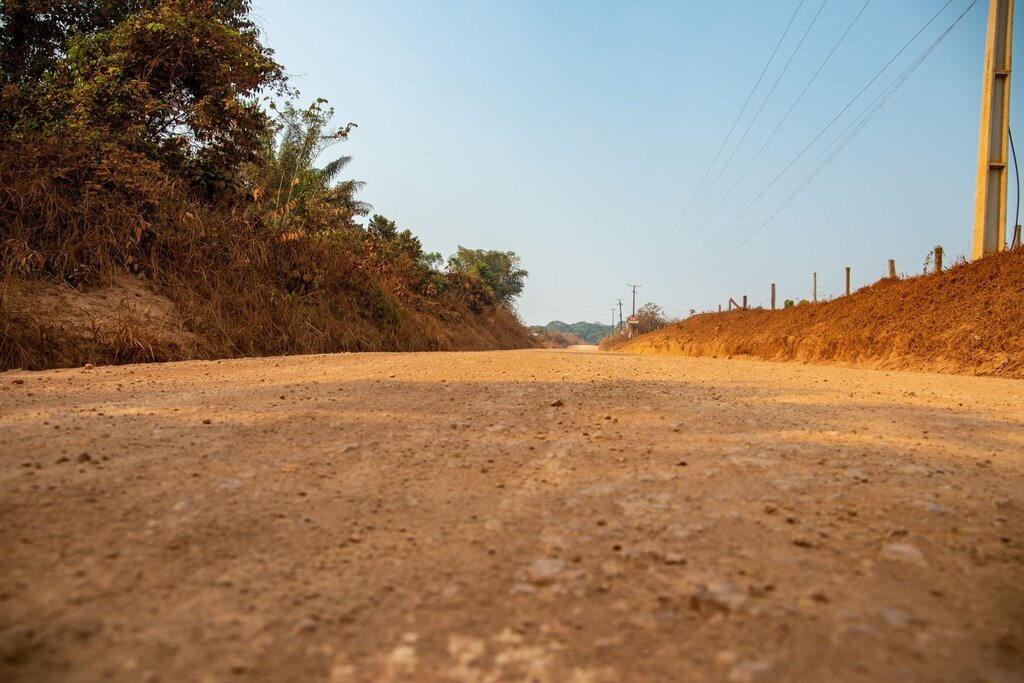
left=252, top=0, right=1022, bottom=325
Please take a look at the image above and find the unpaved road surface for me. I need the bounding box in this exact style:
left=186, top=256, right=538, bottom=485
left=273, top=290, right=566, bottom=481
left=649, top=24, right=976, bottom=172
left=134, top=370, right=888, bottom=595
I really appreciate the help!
left=2, top=350, right=1022, bottom=683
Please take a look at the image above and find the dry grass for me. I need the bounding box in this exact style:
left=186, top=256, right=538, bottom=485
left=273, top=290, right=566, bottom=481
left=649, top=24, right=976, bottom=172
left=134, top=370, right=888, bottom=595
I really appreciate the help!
left=0, top=134, right=534, bottom=370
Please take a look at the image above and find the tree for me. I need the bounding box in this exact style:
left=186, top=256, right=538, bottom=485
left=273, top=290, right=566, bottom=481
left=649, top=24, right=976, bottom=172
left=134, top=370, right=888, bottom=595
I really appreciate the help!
left=255, top=100, right=367, bottom=227
left=446, top=247, right=527, bottom=307
left=635, top=302, right=669, bottom=334
left=1, top=1, right=288, bottom=185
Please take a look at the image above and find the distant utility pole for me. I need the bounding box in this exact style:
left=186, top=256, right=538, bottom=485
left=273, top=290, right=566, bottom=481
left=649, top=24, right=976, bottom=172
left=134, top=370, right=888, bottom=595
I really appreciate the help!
left=973, top=0, right=1014, bottom=259
left=627, top=284, right=641, bottom=316
left=611, top=308, right=617, bottom=329
left=616, top=299, right=625, bottom=327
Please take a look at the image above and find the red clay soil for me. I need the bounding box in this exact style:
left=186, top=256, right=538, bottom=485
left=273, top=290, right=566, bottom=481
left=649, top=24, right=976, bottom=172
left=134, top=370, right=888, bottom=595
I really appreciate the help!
left=622, top=249, right=1024, bottom=379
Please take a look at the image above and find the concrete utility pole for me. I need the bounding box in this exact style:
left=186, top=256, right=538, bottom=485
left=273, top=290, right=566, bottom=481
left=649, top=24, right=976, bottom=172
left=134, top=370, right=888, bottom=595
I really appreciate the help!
left=627, top=284, right=641, bottom=316
left=973, top=0, right=1014, bottom=259
left=616, top=299, right=625, bottom=328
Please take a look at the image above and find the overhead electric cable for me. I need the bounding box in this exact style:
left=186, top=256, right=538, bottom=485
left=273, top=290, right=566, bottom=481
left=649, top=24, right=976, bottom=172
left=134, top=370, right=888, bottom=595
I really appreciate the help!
left=662, top=0, right=832, bottom=264
left=1010, top=126, right=1020, bottom=231
left=637, top=0, right=808, bottom=277
left=685, top=0, right=981, bottom=289
left=650, top=0, right=961, bottom=293
left=678, top=0, right=872, bottom=250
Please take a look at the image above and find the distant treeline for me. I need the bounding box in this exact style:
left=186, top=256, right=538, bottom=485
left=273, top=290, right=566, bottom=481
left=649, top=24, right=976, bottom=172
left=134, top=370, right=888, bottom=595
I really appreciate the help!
left=532, top=321, right=613, bottom=345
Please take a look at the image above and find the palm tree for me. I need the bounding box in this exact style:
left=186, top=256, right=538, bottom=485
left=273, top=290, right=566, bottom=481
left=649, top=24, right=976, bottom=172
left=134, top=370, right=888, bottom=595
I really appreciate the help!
left=257, top=99, right=370, bottom=230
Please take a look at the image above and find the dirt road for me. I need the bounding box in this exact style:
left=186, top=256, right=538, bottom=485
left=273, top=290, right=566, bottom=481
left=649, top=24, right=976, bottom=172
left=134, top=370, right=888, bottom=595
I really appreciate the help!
left=2, top=350, right=1022, bottom=682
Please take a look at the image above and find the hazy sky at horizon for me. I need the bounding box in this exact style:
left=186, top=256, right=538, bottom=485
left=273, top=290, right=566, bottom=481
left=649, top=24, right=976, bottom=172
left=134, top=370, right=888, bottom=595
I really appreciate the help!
left=252, top=0, right=1021, bottom=325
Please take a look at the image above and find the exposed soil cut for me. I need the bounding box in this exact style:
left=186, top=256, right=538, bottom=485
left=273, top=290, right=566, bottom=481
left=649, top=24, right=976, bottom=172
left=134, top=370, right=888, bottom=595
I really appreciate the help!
left=619, top=249, right=1024, bottom=378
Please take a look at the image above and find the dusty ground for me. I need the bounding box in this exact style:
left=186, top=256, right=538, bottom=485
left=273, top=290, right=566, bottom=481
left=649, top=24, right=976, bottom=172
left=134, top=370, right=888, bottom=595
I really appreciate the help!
left=1, top=349, right=1022, bottom=682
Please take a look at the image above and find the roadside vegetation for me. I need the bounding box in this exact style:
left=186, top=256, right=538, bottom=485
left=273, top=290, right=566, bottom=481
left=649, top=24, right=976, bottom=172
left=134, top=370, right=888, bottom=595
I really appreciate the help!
left=532, top=320, right=613, bottom=346
left=598, top=303, right=673, bottom=350
left=0, top=1, right=533, bottom=370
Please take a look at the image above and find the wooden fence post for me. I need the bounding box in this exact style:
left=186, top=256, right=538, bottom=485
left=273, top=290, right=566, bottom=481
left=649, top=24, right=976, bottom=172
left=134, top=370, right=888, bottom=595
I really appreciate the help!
left=888, top=259, right=896, bottom=279
left=742, top=295, right=748, bottom=310
left=845, top=267, right=851, bottom=296
left=934, top=246, right=943, bottom=273
left=771, top=283, right=776, bottom=310
left=812, top=272, right=817, bottom=302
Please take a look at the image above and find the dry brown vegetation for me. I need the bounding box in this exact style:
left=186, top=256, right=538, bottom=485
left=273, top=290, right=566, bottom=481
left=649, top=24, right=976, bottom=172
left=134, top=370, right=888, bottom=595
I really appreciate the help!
left=0, top=135, right=533, bottom=370
left=618, top=248, right=1024, bottom=378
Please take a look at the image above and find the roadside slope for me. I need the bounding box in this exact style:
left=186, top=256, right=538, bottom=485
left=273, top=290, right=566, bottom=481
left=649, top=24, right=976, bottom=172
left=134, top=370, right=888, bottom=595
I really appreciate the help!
left=621, top=249, right=1024, bottom=378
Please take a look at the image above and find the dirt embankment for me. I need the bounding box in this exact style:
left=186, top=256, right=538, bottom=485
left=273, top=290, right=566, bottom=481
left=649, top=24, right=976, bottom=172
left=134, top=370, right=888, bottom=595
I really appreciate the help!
left=621, top=249, right=1024, bottom=378
left=0, top=273, right=535, bottom=371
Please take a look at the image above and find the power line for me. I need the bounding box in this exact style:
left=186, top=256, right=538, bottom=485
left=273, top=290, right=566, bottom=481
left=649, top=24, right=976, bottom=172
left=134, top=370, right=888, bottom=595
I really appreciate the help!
left=689, top=0, right=980, bottom=287
left=676, top=0, right=872, bottom=257
left=1010, top=126, right=1020, bottom=232
left=520, top=304, right=611, bottom=314
left=660, top=0, right=832, bottom=269
left=637, top=0, right=808, bottom=278
left=652, top=0, right=963, bottom=296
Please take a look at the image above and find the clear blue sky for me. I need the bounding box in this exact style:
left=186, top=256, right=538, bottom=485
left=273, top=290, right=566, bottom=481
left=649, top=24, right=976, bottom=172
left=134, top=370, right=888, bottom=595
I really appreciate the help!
left=252, top=0, right=1021, bottom=325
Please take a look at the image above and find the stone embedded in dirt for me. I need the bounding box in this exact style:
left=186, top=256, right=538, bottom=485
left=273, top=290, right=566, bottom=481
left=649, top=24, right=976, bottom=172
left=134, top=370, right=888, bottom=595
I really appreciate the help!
left=202, top=418, right=211, bottom=425
left=688, top=578, right=746, bottom=614
left=661, top=552, right=687, bottom=565
left=727, top=660, right=774, bottom=683
left=509, top=583, right=536, bottom=595
left=550, top=399, right=564, bottom=407
left=845, top=468, right=869, bottom=483
left=916, top=500, right=952, bottom=515
left=291, top=618, right=319, bottom=636
left=447, top=634, right=486, bottom=665
left=341, top=443, right=360, bottom=453
left=218, top=479, right=241, bottom=492
left=880, top=543, right=928, bottom=567
left=77, top=452, right=92, bottom=464
left=879, top=607, right=910, bottom=628
left=385, top=645, right=418, bottom=676
left=601, top=560, right=624, bottom=578
left=83, top=363, right=94, bottom=370
left=526, top=557, right=565, bottom=585
left=12, top=379, right=24, bottom=385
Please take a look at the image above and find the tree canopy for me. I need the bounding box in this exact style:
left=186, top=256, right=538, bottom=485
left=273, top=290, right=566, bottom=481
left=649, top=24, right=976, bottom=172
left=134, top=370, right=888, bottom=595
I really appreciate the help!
left=446, top=247, right=528, bottom=307
left=1, top=0, right=287, bottom=183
